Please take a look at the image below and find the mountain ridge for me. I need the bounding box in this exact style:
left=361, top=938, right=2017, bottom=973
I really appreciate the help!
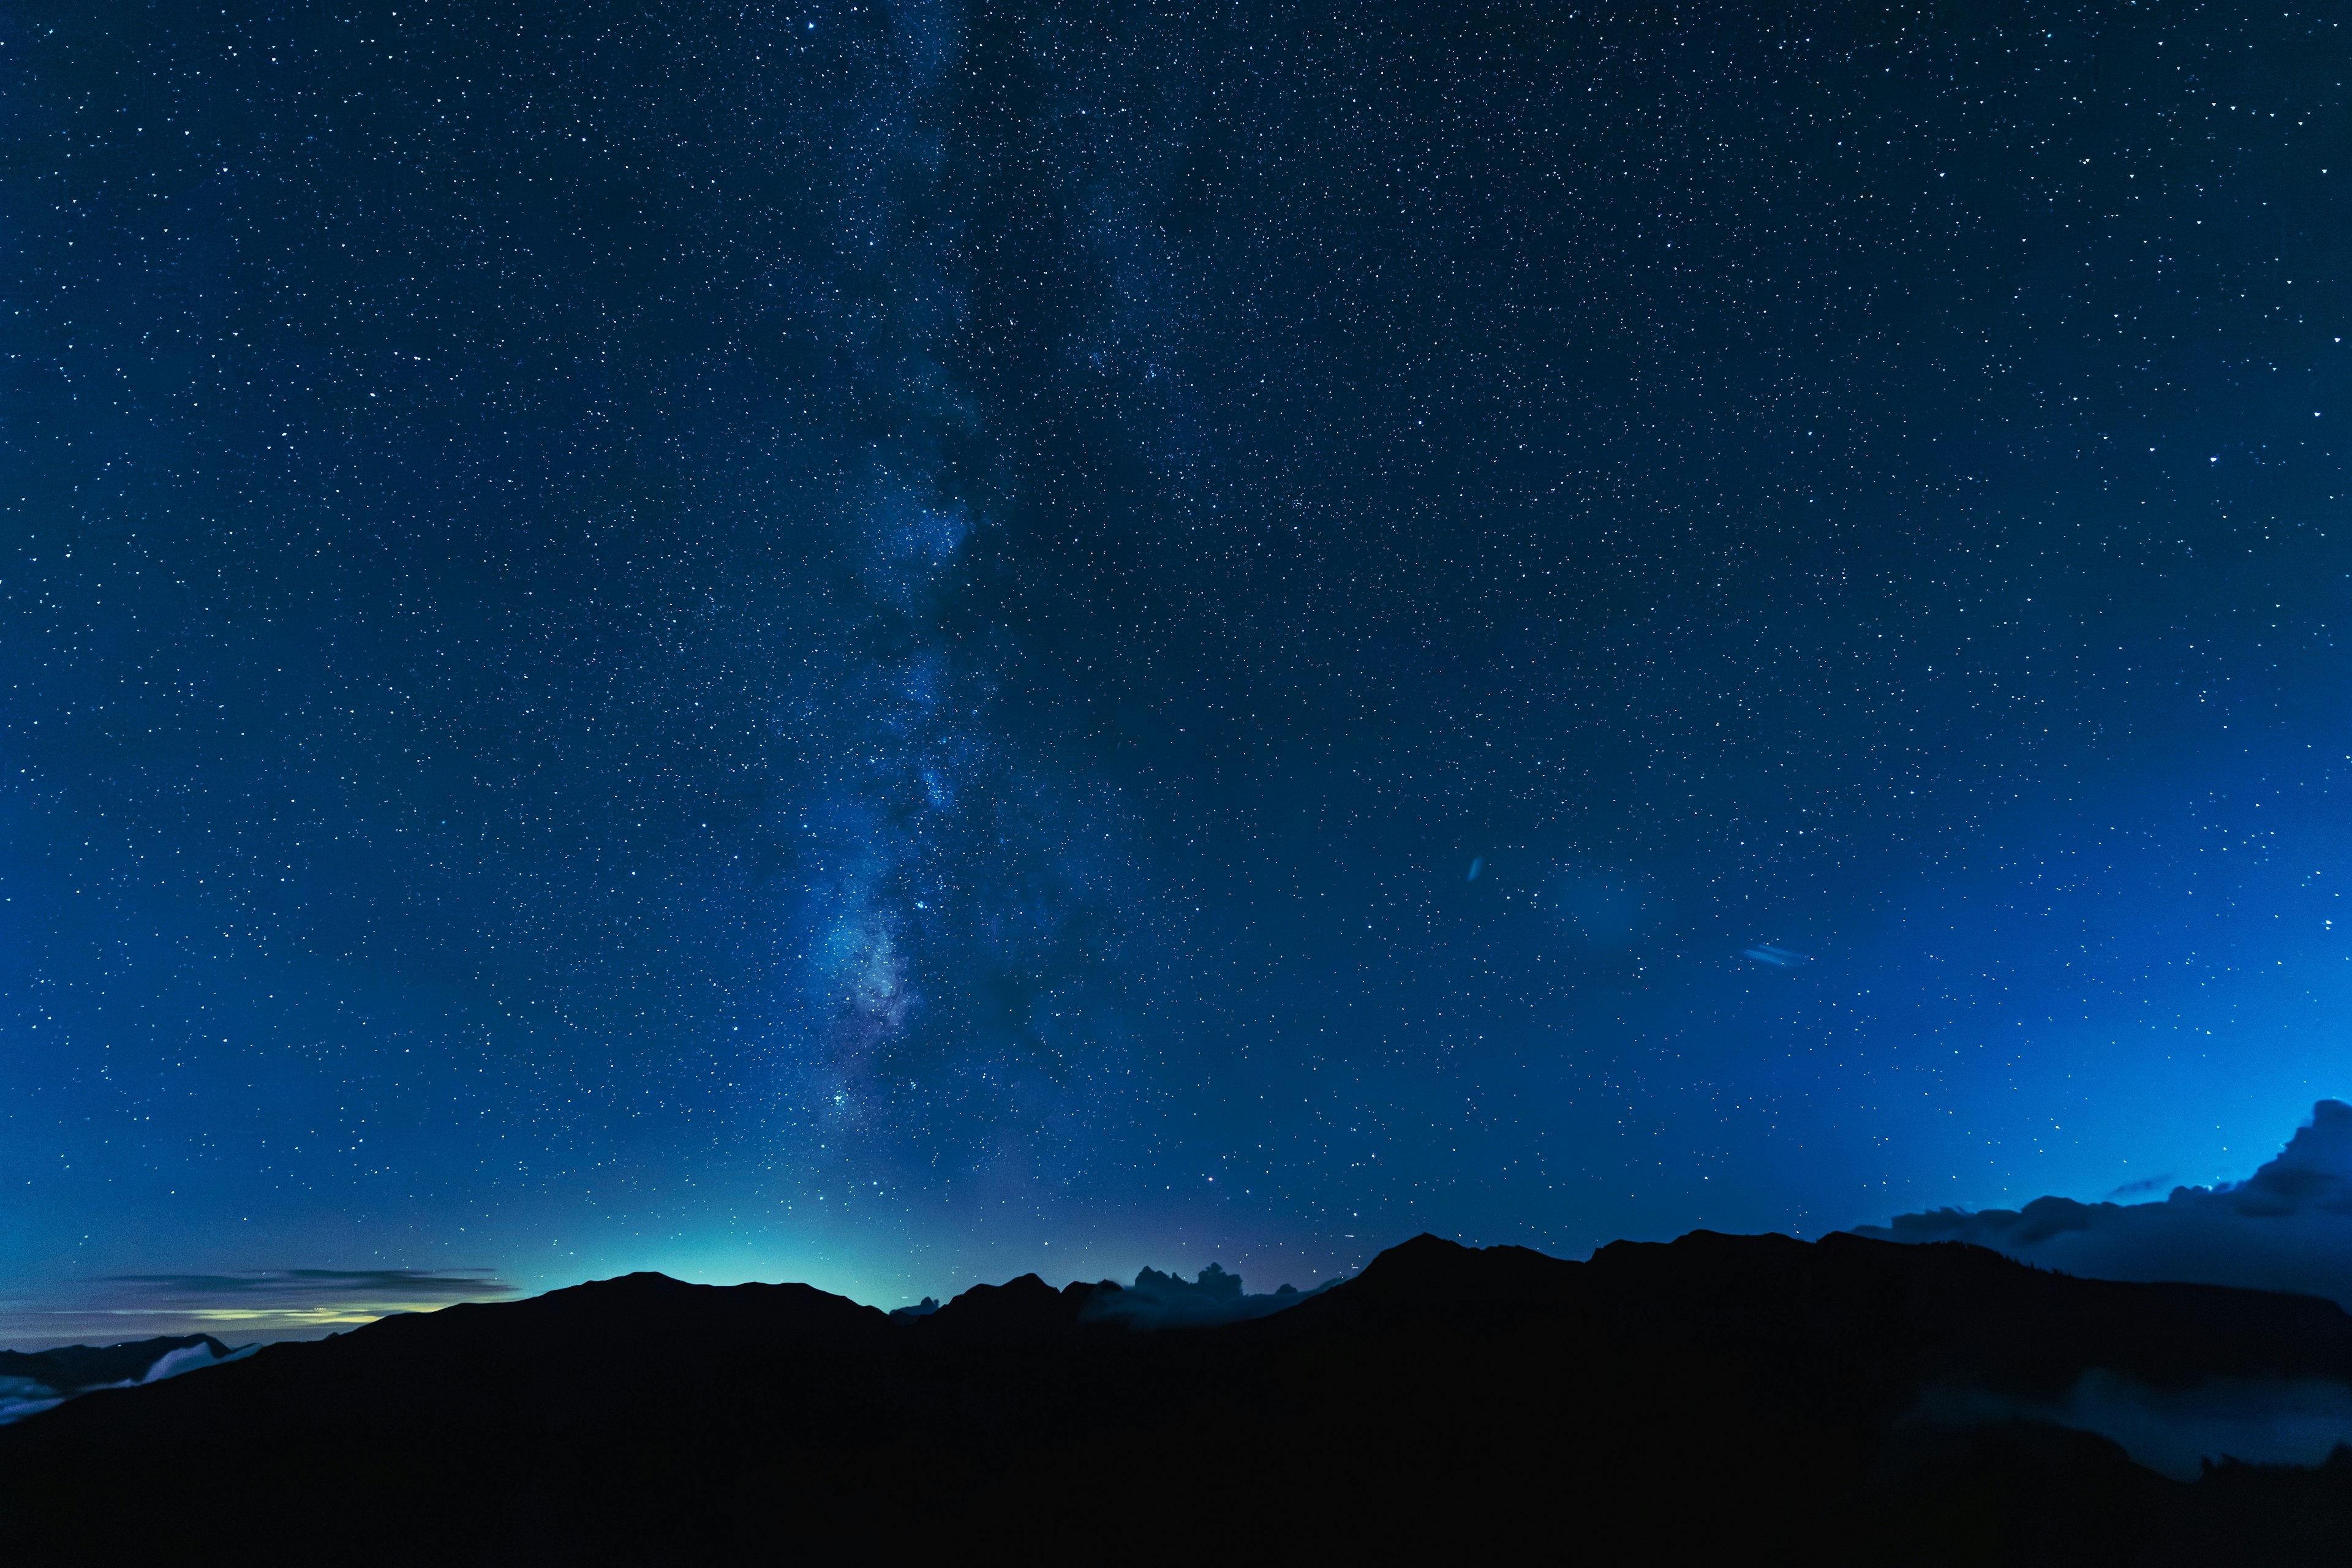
left=10, top=1229, right=2352, bottom=1562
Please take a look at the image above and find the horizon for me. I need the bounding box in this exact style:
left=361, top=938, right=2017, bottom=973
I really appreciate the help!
left=13, top=1090, right=2352, bottom=1351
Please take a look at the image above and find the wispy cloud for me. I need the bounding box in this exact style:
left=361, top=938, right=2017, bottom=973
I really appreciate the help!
left=0, top=1268, right=514, bottom=1351
left=105, top=1269, right=512, bottom=1300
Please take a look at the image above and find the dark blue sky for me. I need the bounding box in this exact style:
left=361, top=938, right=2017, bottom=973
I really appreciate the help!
left=4, top=0, right=2347, bottom=1340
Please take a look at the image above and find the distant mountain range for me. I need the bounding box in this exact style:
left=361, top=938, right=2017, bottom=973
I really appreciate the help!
left=0, top=1334, right=253, bottom=1424
left=7, top=1231, right=2352, bottom=1562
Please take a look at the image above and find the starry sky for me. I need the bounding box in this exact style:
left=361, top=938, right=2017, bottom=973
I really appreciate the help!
left=4, top=0, right=2348, bottom=1341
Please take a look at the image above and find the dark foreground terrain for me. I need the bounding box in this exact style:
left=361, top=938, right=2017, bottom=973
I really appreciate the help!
left=8, top=1230, right=2352, bottom=1562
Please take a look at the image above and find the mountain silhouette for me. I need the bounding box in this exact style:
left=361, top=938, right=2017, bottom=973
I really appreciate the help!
left=7, top=1231, right=2352, bottom=1562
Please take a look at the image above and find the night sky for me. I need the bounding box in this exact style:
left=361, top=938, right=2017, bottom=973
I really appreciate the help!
left=6, top=1, right=2348, bottom=1343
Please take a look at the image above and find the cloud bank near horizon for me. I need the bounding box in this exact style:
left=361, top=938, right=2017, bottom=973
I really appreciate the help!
left=0, top=1268, right=516, bottom=1352
left=104, top=1268, right=514, bottom=1302
left=1859, top=1100, right=2352, bottom=1309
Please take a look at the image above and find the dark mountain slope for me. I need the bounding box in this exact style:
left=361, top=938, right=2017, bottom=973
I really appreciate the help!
left=1581, top=1229, right=2352, bottom=1395
left=7, top=1231, right=2352, bottom=1564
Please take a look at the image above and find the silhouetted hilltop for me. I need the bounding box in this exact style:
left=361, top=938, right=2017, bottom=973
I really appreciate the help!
left=9, top=1231, right=2352, bottom=1563
left=916, top=1269, right=1094, bottom=1342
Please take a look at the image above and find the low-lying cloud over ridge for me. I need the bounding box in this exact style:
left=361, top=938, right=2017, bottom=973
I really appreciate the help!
left=1915, top=1371, right=2352, bottom=1480
left=1078, top=1262, right=1342, bottom=1329
left=1861, top=1100, right=2352, bottom=1308
left=0, top=1335, right=257, bottom=1425
left=0, top=1268, right=515, bottom=1350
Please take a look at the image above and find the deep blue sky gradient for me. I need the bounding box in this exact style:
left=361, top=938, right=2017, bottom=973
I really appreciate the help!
left=3, top=0, right=2348, bottom=1337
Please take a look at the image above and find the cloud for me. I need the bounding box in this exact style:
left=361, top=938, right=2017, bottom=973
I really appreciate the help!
left=0, top=1335, right=260, bottom=1425
left=1916, top=1371, right=2352, bottom=1480
left=0, top=1379, right=64, bottom=1425
left=137, top=1340, right=258, bottom=1383
left=106, top=1269, right=514, bottom=1302
left=1859, top=1100, right=2352, bottom=1309
left=1, top=1269, right=514, bottom=1351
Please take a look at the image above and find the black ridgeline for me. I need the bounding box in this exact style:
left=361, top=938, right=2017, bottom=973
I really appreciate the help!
left=6, top=1231, right=2352, bottom=1562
